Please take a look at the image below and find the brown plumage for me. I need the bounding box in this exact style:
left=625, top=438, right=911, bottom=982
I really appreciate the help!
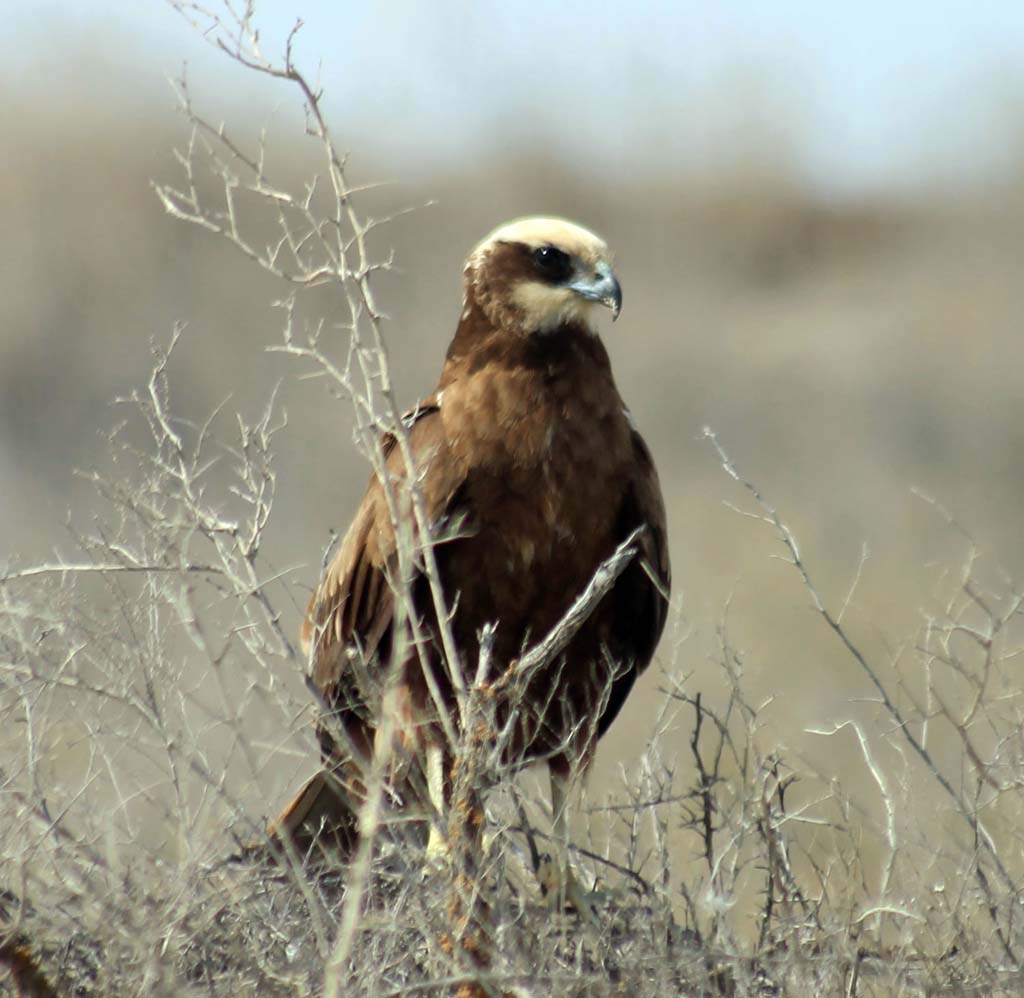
left=272, top=218, right=670, bottom=883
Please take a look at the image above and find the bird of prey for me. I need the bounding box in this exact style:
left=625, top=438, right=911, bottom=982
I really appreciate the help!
left=273, top=217, right=670, bottom=911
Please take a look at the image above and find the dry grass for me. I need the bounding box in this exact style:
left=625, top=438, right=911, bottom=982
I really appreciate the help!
left=6, top=398, right=1024, bottom=993
left=5, top=3, right=1024, bottom=995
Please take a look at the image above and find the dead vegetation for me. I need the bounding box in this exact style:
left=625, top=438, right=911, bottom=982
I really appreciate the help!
left=5, top=3, right=1024, bottom=995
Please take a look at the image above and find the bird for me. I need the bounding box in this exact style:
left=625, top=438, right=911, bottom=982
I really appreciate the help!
left=271, top=217, right=670, bottom=912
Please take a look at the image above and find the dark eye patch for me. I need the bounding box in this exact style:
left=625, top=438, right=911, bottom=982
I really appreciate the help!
left=532, top=245, right=573, bottom=283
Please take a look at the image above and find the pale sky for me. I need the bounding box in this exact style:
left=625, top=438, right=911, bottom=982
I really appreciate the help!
left=11, top=1, right=1024, bottom=195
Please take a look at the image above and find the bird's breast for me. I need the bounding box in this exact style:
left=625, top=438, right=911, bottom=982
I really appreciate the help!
left=435, top=353, right=634, bottom=648
left=440, top=420, right=632, bottom=660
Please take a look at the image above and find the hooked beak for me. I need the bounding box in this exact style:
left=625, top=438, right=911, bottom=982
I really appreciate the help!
left=568, top=261, right=623, bottom=321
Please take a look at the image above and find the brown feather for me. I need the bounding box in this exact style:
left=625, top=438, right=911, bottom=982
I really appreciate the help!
left=273, top=219, right=670, bottom=851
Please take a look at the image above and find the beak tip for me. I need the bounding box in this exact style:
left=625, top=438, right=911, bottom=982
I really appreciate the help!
left=609, top=277, right=623, bottom=322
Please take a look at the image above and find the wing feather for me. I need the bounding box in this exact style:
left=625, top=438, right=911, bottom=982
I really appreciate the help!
left=303, top=399, right=466, bottom=731
left=597, top=429, right=671, bottom=737
left=631, top=429, right=671, bottom=649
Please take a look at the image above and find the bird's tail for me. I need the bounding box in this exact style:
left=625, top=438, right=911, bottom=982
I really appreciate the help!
left=267, top=770, right=359, bottom=857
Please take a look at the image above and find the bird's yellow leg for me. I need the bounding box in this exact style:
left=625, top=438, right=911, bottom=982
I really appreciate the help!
left=424, top=742, right=448, bottom=864
left=540, top=766, right=603, bottom=928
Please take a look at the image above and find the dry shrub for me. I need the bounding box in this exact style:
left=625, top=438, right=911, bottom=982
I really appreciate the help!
left=4, top=4, right=1024, bottom=996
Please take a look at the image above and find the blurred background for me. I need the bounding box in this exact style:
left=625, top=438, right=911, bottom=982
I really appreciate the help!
left=5, top=1, right=1024, bottom=861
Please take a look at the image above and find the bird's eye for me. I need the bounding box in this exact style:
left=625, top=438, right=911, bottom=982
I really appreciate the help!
left=533, top=245, right=572, bottom=281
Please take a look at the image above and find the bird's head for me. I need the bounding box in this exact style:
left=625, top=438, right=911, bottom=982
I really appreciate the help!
left=465, top=217, right=622, bottom=335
